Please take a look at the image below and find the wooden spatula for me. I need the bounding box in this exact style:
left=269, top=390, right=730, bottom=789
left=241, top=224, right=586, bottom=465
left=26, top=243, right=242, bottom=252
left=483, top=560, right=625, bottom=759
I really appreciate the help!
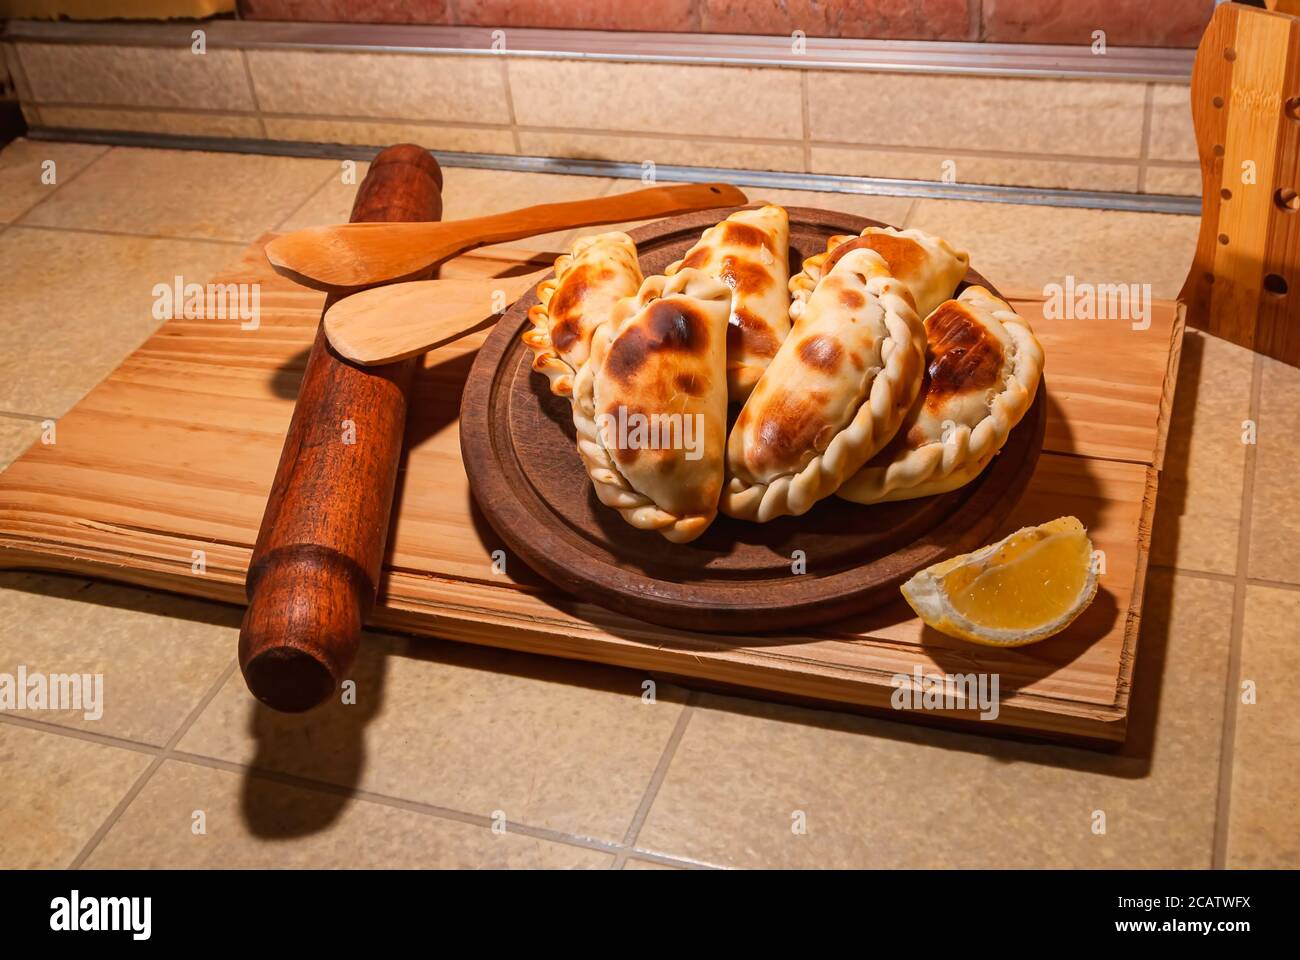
left=267, top=181, right=747, bottom=292
left=325, top=267, right=552, bottom=365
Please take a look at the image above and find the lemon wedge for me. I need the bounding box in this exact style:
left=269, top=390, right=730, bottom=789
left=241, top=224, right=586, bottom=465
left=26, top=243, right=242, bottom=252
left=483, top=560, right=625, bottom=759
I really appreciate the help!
left=901, top=516, right=1098, bottom=647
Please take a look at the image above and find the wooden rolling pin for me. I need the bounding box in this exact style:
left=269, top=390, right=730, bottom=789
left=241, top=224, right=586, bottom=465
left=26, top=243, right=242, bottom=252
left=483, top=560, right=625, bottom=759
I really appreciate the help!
left=238, top=144, right=443, bottom=712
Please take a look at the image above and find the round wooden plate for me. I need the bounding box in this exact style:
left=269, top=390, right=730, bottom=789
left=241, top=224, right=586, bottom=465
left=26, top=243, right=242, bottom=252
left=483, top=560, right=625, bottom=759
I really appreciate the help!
left=460, top=206, right=1045, bottom=633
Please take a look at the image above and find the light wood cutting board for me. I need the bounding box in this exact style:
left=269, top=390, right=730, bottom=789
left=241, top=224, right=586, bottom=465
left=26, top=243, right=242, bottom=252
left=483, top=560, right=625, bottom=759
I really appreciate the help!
left=0, top=234, right=1183, bottom=744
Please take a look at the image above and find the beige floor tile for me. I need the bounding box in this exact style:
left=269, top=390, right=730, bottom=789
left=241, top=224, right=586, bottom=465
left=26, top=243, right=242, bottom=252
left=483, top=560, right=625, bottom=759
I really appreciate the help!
left=277, top=164, right=620, bottom=258
left=0, top=722, right=152, bottom=869
left=0, top=572, right=237, bottom=745
left=908, top=198, right=1199, bottom=299
left=1227, top=585, right=1300, bottom=868
left=624, top=857, right=684, bottom=870
left=273, top=160, right=374, bottom=233
left=264, top=117, right=515, bottom=155
left=1151, top=331, right=1255, bottom=575
left=573, top=184, right=914, bottom=248
left=746, top=187, right=914, bottom=228
left=84, top=760, right=611, bottom=869
left=1248, top=357, right=1300, bottom=584
left=637, top=571, right=1231, bottom=868
left=0, top=138, right=107, bottom=223
left=517, top=130, right=805, bottom=173
left=812, top=145, right=1139, bottom=193
left=444, top=167, right=611, bottom=214
left=0, top=227, right=241, bottom=417
left=177, top=632, right=686, bottom=843
left=39, top=105, right=263, bottom=140
left=0, top=416, right=43, bottom=471
left=248, top=50, right=512, bottom=125
left=809, top=72, right=1147, bottom=158
left=440, top=167, right=620, bottom=253
left=22, top=147, right=336, bottom=243
left=533, top=178, right=694, bottom=244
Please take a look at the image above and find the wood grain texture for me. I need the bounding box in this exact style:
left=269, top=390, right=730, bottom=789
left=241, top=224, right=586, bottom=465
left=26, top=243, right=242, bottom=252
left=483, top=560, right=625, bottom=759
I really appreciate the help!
left=266, top=181, right=748, bottom=292
left=461, top=206, right=1044, bottom=632
left=240, top=143, right=443, bottom=712
left=323, top=267, right=551, bottom=365
left=0, top=219, right=1182, bottom=742
left=1180, top=1, right=1300, bottom=367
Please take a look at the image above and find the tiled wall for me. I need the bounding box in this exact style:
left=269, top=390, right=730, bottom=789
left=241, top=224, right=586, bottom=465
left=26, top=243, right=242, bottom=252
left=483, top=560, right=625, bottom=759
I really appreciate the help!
left=240, top=0, right=1215, bottom=48
left=5, top=39, right=1201, bottom=196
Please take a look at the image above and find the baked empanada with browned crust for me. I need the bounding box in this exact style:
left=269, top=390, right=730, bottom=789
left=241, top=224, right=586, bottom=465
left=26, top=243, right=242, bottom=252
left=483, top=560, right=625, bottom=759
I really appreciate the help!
left=722, top=247, right=926, bottom=523
left=837, top=285, right=1044, bottom=504
left=666, top=205, right=790, bottom=402
left=791, top=226, right=968, bottom=323
left=522, top=231, right=643, bottom=397
left=572, top=268, right=732, bottom=543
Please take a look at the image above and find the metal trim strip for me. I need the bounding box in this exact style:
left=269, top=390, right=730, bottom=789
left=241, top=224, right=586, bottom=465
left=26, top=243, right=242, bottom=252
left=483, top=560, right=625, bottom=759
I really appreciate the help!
left=23, top=126, right=1202, bottom=215
left=3, top=18, right=1194, bottom=82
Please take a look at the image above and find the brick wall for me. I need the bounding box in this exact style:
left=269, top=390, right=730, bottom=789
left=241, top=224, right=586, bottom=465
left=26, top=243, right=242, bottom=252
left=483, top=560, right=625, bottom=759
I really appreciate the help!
left=239, top=0, right=1216, bottom=48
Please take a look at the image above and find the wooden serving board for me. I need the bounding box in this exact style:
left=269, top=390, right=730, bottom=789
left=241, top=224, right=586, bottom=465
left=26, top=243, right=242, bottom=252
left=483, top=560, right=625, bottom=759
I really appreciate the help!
left=461, top=207, right=1045, bottom=632
left=0, top=230, right=1183, bottom=744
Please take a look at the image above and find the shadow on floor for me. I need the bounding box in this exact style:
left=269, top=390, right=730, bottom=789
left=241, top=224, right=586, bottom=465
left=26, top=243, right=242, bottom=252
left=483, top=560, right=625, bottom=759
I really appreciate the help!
left=236, top=637, right=382, bottom=838
left=234, top=615, right=682, bottom=839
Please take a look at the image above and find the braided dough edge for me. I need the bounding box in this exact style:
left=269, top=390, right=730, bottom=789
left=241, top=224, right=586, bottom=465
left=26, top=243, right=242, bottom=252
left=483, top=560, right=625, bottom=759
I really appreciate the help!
left=837, top=289, right=1044, bottom=504
left=720, top=272, right=927, bottom=523
left=520, top=253, right=577, bottom=397
left=520, top=233, right=640, bottom=398
left=570, top=270, right=729, bottom=544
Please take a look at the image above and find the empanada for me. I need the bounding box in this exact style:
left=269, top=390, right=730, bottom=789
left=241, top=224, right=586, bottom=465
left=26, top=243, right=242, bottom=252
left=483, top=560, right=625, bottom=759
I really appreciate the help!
left=665, top=205, right=791, bottom=402
left=838, top=285, right=1044, bottom=504
left=522, top=231, right=643, bottom=397
left=572, top=268, right=732, bottom=543
left=791, top=226, right=969, bottom=323
left=721, top=247, right=927, bottom=523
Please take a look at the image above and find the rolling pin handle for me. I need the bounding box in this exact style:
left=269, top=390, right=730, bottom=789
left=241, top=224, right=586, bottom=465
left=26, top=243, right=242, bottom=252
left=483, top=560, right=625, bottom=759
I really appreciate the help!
left=239, top=549, right=365, bottom=713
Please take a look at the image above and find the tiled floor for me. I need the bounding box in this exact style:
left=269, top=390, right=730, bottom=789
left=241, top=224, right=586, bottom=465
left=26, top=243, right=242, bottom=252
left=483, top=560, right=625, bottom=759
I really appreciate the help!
left=1, top=138, right=1295, bottom=869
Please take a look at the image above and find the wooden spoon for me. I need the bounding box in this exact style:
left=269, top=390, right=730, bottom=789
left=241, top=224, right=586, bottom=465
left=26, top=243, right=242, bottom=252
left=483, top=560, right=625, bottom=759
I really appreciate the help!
left=267, top=181, right=747, bottom=292
left=325, top=268, right=552, bottom=365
